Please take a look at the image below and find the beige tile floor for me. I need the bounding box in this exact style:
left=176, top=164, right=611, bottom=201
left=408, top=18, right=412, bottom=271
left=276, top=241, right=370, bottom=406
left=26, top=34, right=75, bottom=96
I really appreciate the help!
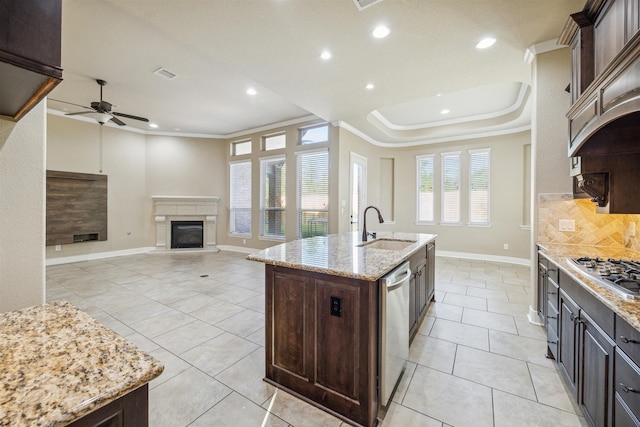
left=46, top=251, right=589, bottom=427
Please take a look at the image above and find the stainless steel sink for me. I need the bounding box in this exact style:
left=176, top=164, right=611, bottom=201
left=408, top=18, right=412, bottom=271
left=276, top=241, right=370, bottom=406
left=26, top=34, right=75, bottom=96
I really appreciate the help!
left=357, top=238, right=416, bottom=251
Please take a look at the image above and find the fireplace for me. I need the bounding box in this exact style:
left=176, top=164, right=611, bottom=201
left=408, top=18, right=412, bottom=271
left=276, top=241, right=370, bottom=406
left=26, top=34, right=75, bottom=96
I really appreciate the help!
left=152, top=196, right=219, bottom=252
left=171, top=221, right=203, bottom=249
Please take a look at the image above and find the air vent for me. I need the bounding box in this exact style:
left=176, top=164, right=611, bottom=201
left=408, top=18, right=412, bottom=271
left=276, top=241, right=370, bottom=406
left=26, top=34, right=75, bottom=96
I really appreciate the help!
left=353, top=0, right=383, bottom=10
left=153, top=67, right=178, bottom=80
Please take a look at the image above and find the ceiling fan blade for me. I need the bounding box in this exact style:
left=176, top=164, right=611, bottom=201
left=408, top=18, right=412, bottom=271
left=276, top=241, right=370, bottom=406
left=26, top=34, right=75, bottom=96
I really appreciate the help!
left=65, top=111, right=94, bottom=116
left=49, top=98, right=93, bottom=110
left=109, top=115, right=127, bottom=126
left=112, top=111, right=149, bottom=122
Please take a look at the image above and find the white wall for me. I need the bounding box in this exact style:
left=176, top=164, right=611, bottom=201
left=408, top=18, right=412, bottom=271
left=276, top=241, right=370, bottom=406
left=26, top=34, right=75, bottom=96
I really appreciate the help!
left=0, top=102, right=46, bottom=312
left=338, top=127, right=532, bottom=262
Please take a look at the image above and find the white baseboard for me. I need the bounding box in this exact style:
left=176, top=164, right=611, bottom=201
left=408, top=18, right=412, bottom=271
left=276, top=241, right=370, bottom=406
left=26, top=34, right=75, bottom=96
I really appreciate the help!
left=46, top=247, right=156, bottom=266
left=436, top=250, right=531, bottom=266
left=217, top=245, right=259, bottom=254
left=45, top=245, right=259, bottom=265
left=527, top=305, right=544, bottom=326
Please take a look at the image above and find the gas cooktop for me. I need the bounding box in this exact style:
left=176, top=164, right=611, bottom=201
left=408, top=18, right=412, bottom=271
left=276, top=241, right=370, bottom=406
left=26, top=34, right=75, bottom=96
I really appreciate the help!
left=569, top=257, right=640, bottom=301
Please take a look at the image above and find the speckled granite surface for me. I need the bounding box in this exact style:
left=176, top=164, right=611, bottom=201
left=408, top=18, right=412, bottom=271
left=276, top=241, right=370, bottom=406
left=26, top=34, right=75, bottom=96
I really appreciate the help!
left=538, top=243, right=640, bottom=332
left=246, top=232, right=437, bottom=281
left=0, top=301, right=164, bottom=426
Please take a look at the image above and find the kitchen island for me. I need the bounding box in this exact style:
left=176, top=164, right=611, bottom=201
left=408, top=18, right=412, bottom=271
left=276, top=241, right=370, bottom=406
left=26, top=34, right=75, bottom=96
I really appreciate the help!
left=0, top=301, right=164, bottom=426
left=247, top=231, right=436, bottom=427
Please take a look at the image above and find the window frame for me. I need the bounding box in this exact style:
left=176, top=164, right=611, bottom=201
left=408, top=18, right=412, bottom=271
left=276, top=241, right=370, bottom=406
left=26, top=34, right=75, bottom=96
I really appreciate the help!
left=259, top=154, right=287, bottom=240
left=230, top=139, right=252, bottom=156
left=440, top=151, right=461, bottom=225
left=296, top=148, right=329, bottom=238
left=468, top=148, right=491, bottom=227
left=416, top=154, right=435, bottom=225
left=299, top=123, right=329, bottom=145
left=263, top=132, right=287, bottom=151
left=229, top=160, right=252, bottom=237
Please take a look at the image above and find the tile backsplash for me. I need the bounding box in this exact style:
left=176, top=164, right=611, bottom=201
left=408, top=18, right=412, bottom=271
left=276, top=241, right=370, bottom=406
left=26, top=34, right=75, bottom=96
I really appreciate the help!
left=538, top=193, right=640, bottom=251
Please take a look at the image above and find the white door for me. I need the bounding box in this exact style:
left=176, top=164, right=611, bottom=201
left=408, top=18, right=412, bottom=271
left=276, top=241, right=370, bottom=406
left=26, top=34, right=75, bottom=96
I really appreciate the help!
left=349, top=152, right=367, bottom=234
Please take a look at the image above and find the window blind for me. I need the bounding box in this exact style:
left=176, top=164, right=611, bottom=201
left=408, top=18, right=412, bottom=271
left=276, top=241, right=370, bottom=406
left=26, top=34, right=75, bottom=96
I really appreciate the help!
left=229, top=161, right=252, bottom=235
left=297, top=150, right=329, bottom=237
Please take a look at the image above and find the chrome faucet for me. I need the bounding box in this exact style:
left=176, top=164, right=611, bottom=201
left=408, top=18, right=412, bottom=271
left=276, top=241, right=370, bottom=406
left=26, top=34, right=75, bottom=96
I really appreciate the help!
left=362, top=205, right=384, bottom=242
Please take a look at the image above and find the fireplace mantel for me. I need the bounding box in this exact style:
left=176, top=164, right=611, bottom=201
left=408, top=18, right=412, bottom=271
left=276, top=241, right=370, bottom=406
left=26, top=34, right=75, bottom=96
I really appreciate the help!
left=152, top=196, right=219, bottom=252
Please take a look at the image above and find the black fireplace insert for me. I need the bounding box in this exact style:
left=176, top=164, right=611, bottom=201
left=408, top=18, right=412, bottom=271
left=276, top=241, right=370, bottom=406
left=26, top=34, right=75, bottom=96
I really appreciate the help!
left=171, top=221, right=203, bottom=249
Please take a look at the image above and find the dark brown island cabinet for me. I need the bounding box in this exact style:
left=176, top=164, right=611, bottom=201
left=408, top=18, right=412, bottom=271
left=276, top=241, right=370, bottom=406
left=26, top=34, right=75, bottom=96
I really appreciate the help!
left=252, top=234, right=436, bottom=427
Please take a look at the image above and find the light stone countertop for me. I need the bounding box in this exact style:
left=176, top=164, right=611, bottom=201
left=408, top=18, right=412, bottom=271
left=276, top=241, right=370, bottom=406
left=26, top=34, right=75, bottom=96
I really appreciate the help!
left=0, top=301, right=164, bottom=426
left=246, top=232, right=437, bottom=281
left=538, top=243, right=640, bottom=332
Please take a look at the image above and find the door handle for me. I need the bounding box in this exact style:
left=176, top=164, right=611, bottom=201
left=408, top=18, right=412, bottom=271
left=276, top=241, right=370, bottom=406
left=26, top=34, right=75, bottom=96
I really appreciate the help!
left=620, top=383, right=639, bottom=393
left=620, top=336, right=640, bottom=344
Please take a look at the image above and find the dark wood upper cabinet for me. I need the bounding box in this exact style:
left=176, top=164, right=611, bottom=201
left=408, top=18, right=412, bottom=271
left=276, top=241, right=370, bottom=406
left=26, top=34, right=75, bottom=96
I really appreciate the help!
left=0, top=0, right=63, bottom=121
left=561, top=0, right=640, bottom=213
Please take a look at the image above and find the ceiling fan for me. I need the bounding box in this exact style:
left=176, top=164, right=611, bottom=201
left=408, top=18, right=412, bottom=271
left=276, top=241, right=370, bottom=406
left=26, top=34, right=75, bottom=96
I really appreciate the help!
left=55, top=79, right=149, bottom=126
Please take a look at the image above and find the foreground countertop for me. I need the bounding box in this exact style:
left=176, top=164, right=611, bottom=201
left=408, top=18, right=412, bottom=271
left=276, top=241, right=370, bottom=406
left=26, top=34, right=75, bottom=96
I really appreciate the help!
left=246, top=232, right=437, bottom=281
left=538, top=243, right=640, bottom=331
left=0, top=301, right=164, bottom=426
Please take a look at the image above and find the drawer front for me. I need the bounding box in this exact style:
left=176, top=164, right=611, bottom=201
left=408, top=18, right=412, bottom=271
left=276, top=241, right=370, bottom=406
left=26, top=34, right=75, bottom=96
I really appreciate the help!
left=615, top=348, right=640, bottom=421
left=547, top=278, right=559, bottom=312
left=617, top=316, right=640, bottom=366
left=547, top=300, right=559, bottom=337
left=560, top=270, right=615, bottom=338
left=547, top=327, right=559, bottom=360
left=615, top=392, right=640, bottom=427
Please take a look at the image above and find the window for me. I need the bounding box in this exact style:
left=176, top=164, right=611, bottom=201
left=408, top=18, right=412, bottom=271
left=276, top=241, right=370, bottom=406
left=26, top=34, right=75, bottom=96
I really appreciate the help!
left=300, top=124, right=329, bottom=145
left=416, top=155, right=434, bottom=223
left=297, top=150, right=329, bottom=238
left=263, top=133, right=286, bottom=151
left=260, top=156, right=286, bottom=238
left=469, top=148, right=490, bottom=225
left=441, top=152, right=461, bottom=224
left=229, top=161, right=252, bottom=235
left=231, top=140, right=251, bottom=156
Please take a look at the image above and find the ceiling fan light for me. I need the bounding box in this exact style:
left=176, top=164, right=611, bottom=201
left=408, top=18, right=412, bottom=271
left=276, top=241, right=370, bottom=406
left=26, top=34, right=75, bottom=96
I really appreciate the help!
left=86, top=112, right=112, bottom=125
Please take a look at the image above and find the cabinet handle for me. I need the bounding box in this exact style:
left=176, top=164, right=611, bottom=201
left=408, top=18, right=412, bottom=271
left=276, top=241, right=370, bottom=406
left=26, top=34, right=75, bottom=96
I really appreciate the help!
left=547, top=316, right=557, bottom=320
left=620, top=383, right=639, bottom=394
left=547, top=340, right=558, bottom=345
left=547, top=291, right=557, bottom=295
left=620, top=336, right=640, bottom=344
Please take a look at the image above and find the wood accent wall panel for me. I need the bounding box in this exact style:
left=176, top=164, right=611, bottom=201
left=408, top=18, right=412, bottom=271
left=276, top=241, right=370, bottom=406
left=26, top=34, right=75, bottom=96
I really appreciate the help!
left=46, top=170, right=107, bottom=246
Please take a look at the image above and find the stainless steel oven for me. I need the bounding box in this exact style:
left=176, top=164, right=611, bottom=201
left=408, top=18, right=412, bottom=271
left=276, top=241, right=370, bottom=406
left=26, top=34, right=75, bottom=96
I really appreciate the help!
left=379, top=261, right=411, bottom=406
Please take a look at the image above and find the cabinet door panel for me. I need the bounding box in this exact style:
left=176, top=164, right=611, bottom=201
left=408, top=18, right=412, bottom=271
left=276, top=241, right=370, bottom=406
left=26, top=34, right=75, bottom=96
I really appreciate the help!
left=595, top=0, right=626, bottom=76
left=559, top=290, right=579, bottom=391
left=580, top=317, right=614, bottom=427
left=271, top=271, right=310, bottom=377
left=315, top=281, right=358, bottom=399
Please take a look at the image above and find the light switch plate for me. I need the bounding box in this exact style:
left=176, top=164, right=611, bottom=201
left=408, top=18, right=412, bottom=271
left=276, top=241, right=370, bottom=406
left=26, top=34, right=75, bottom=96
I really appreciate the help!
left=559, top=219, right=575, bottom=232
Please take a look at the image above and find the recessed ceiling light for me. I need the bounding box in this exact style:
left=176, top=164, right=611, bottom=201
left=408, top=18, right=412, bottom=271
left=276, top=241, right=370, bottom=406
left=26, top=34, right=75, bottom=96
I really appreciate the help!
left=436, top=93, right=442, bottom=97
left=476, top=37, right=496, bottom=49
left=440, top=109, right=450, bottom=115
left=173, top=127, right=181, bottom=131
left=320, top=50, right=332, bottom=60
left=372, top=25, right=390, bottom=39
left=246, top=88, right=257, bottom=95
left=149, top=123, right=159, bottom=128
left=365, top=83, right=375, bottom=90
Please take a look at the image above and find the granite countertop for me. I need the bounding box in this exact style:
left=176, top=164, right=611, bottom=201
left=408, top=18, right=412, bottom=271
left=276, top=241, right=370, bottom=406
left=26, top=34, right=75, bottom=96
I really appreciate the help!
left=246, top=231, right=437, bottom=281
left=538, top=243, right=640, bottom=331
left=0, top=301, right=164, bottom=426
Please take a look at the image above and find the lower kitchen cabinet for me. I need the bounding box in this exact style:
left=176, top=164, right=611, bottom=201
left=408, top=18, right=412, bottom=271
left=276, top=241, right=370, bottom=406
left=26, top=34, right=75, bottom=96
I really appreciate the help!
left=264, top=264, right=379, bottom=427
left=552, top=269, right=616, bottom=427
left=578, top=310, right=615, bottom=427
left=409, top=243, right=435, bottom=340
left=615, top=316, right=640, bottom=425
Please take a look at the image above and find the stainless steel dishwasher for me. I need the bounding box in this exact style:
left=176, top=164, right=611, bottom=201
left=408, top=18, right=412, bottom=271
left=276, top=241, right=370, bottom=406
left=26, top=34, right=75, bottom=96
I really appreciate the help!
left=379, top=260, right=411, bottom=406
